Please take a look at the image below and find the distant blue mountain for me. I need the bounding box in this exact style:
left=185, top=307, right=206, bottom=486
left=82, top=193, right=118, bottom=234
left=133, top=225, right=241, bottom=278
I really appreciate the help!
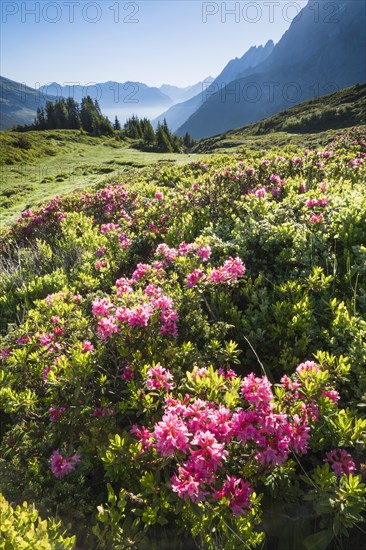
left=177, top=0, right=366, bottom=138
left=153, top=41, right=274, bottom=132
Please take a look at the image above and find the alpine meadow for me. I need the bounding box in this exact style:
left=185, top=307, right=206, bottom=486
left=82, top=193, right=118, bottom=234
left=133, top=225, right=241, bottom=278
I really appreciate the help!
left=0, top=1, right=366, bottom=549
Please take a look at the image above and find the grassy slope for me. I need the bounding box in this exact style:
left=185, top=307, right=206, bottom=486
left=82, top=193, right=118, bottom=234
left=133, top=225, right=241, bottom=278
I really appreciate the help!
left=1, top=83, right=365, bottom=225
left=195, top=83, right=366, bottom=153
left=0, top=130, right=193, bottom=227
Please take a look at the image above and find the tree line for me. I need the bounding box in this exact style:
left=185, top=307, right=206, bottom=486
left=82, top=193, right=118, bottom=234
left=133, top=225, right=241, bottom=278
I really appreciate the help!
left=16, top=97, right=114, bottom=136
left=14, top=98, right=196, bottom=152
left=123, top=115, right=195, bottom=153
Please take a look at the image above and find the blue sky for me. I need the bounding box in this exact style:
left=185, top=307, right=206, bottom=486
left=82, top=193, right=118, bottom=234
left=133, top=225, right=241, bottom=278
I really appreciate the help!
left=1, top=1, right=307, bottom=88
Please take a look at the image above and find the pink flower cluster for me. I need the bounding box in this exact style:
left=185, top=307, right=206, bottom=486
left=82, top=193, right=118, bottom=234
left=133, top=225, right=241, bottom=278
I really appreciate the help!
left=146, top=365, right=174, bottom=392
left=92, top=279, right=179, bottom=340
left=156, top=242, right=211, bottom=263
left=309, top=214, right=324, bottom=224
left=133, top=368, right=321, bottom=511
left=186, top=269, right=206, bottom=287
left=214, top=475, right=252, bottom=516
left=49, top=407, right=65, bottom=422
left=185, top=256, right=245, bottom=287
left=347, top=157, right=363, bottom=169
left=209, top=257, right=245, bottom=284
left=306, top=198, right=329, bottom=207
left=92, top=404, right=115, bottom=417
left=50, top=450, right=80, bottom=478
left=324, top=449, right=356, bottom=477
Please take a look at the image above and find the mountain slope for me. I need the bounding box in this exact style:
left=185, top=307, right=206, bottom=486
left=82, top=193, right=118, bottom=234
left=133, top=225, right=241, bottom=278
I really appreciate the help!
left=178, top=0, right=366, bottom=138
left=0, top=76, right=58, bottom=130
left=153, top=41, right=274, bottom=132
left=159, top=78, right=214, bottom=103
left=194, top=83, right=366, bottom=153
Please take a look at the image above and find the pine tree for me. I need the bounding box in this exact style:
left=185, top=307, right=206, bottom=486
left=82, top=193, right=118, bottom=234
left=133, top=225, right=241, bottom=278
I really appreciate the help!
left=45, top=102, right=56, bottom=129
left=183, top=132, right=195, bottom=149
left=113, top=116, right=121, bottom=131
left=156, top=123, right=173, bottom=152
left=35, top=107, right=46, bottom=130
left=66, top=98, right=81, bottom=129
left=142, top=119, right=155, bottom=145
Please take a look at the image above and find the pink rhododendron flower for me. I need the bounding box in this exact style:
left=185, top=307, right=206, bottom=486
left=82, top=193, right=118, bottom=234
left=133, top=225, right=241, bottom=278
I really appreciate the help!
left=131, top=263, right=150, bottom=281
left=49, top=407, right=65, bottom=422
left=241, top=373, right=273, bottom=408
left=255, top=187, right=267, bottom=198
left=115, top=306, right=131, bottom=322
left=170, top=466, right=205, bottom=503
left=121, top=364, right=134, bottom=381
left=42, top=366, right=51, bottom=383
left=191, top=430, right=228, bottom=469
left=95, top=260, right=107, bottom=270
left=309, top=214, right=324, bottom=223
left=306, top=198, right=328, bottom=207
left=218, top=368, right=237, bottom=379
left=156, top=243, right=178, bottom=261
left=92, top=298, right=112, bottom=317
left=131, top=424, right=153, bottom=450
left=128, top=304, right=153, bottom=327
left=100, top=223, right=119, bottom=233
left=92, top=404, right=115, bottom=417
left=40, top=333, right=54, bottom=346
left=153, top=412, right=191, bottom=456
left=155, top=191, right=164, bottom=200
left=50, top=450, right=80, bottom=478
left=0, top=348, right=11, bottom=359
left=115, top=277, right=133, bottom=292
left=159, top=309, right=179, bottom=338
left=146, top=365, right=174, bottom=391
left=186, top=269, right=206, bottom=287
left=214, top=476, right=252, bottom=516
left=96, top=247, right=106, bottom=258
left=324, top=449, right=356, bottom=477
left=81, top=340, right=94, bottom=353
left=209, top=257, right=245, bottom=284
left=178, top=242, right=196, bottom=255
left=197, top=245, right=211, bottom=261
left=322, top=389, right=340, bottom=403
left=144, top=283, right=162, bottom=298
left=118, top=233, right=132, bottom=249
left=97, top=317, right=119, bottom=340
left=50, top=316, right=61, bottom=324
left=296, top=361, right=320, bottom=374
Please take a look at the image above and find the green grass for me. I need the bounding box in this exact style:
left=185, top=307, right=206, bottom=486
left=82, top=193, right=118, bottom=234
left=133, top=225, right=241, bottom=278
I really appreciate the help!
left=194, top=83, right=366, bottom=153
left=0, top=130, right=193, bottom=227
left=2, top=81, right=365, bottom=224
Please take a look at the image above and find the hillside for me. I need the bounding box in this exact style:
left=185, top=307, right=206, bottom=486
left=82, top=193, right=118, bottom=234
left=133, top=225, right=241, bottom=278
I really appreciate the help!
left=0, top=130, right=192, bottom=227
left=0, top=126, right=365, bottom=549
left=194, top=84, right=366, bottom=153
left=178, top=0, right=366, bottom=138
left=153, top=41, right=274, bottom=132
left=0, top=76, right=58, bottom=130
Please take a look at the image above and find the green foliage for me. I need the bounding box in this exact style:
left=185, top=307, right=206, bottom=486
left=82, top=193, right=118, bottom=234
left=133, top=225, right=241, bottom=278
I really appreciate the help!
left=0, top=126, right=365, bottom=548
left=0, top=493, right=75, bottom=549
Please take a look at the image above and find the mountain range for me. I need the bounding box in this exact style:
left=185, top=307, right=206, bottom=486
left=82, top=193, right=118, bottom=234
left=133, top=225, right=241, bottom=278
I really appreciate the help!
left=152, top=41, right=274, bottom=132
left=1, top=0, right=365, bottom=135
left=177, top=0, right=366, bottom=138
